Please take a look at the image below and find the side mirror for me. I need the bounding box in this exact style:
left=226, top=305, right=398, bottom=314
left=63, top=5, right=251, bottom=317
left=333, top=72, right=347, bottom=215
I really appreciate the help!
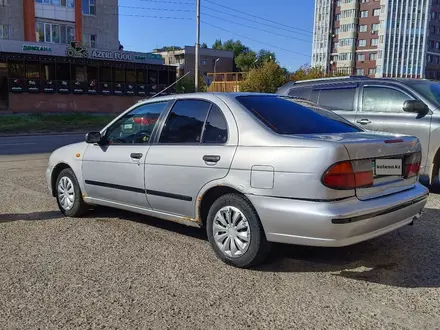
left=85, top=131, right=102, bottom=144
left=403, top=100, right=429, bottom=114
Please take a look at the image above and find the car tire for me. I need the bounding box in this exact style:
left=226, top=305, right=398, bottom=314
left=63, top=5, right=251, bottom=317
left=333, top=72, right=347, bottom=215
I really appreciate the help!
left=206, top=193, right=271, bottom=268
left=55, top=168, right=89, bottom=217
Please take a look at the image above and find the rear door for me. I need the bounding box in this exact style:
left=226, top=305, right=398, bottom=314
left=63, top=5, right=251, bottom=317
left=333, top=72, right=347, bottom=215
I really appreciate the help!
left=144, top=98, right=238, bottom=218
left=312, top=84, right=359, bottom=124
left=357, top=83, right=432, bottom=173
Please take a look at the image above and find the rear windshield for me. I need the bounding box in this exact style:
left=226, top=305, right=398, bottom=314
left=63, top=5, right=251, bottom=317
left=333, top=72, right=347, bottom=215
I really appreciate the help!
left=236, top=95, right=361, bottom=135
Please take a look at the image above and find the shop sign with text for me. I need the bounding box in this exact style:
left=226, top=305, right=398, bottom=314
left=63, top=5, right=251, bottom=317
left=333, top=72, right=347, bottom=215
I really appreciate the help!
left=22, top=45, right=52, bottom=52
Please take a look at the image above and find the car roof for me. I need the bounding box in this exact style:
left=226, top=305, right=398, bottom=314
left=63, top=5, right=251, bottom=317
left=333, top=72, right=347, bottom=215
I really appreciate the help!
left=284, top=76, right=433, bottom=89
left=135, top=92, right=278, bottom=105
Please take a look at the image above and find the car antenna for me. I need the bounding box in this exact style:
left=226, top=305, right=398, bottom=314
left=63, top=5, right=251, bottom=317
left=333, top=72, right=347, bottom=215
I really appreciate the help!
left=150, top=71, right=192, bottom=99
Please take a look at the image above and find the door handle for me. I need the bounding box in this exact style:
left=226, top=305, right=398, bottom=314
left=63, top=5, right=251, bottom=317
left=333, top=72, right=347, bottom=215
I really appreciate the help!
left=203, top=155, right=221, bottom=163
left=356, top=119, right=372, bottom=125
left=130, top=152, right=143, bottom=159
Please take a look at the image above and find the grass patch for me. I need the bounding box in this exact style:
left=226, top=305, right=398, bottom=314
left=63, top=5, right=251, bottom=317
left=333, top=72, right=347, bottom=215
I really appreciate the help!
left=0, top=113, right=117, bottom=135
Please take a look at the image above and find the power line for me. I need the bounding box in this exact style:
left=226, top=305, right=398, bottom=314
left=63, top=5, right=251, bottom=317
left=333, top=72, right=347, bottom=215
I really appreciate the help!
left=119, top=13, right=191, bottom=19
left=201, top=20, right=311, bottom=58
left=202, top=13, right=311, bottom=43
left=202, top=6, right=312, bottom=37
left=119, top=5, right=192, bottom=12
left=139, top=0, right=313, bottom=35
left=203, top=0, right=312, bottom=35
left=126, top=3, right=313, bottom=37
left=140, top=0, right=193, bottom=5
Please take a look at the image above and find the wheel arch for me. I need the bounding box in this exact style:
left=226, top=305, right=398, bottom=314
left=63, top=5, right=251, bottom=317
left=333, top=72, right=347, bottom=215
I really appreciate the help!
left=51, top=163, right=72, bottom=197
left=197, top=184, right=251, bottom=228
left=431, top=147, right=440, bottom=185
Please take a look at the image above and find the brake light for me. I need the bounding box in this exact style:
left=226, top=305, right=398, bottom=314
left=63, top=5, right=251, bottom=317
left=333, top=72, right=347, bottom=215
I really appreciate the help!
left=404, top=152, right=421, bottom=178
left=322, top=161, right=373, bottom=190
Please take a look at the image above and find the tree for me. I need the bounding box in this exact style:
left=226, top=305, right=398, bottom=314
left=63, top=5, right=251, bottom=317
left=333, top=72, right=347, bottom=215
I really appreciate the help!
left=201, top=42, right=208, bottom=48
left=255, top=49, right=276, bottom=67
left=235, top=51, right=257, bottom=72
left=176, top=74, right=207, bottom=93
left=289, top=64, right=346, bottom=81
left=239, top=61, right=287, bottom=93
left=154, top=46, right=183, bottom=52
left=212, top=39, right=223, bottom=50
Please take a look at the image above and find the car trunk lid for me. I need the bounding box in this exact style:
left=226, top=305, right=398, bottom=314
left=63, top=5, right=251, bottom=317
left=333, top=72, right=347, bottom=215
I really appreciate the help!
left=295, top=131, right=421, bottom=200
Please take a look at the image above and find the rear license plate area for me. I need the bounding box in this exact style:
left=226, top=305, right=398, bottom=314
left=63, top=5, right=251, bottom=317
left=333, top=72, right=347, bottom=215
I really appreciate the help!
left=374, top=158, right=403, bottom=176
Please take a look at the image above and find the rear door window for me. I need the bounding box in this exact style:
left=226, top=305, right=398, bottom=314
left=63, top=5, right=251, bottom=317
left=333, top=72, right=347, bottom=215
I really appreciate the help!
left=288, top=87, right=312, bottom=99
left=316, top=87, right=356, bottom=111
left=236, top=95, right=361, bottom=135
left=202, top=104, right=228, bottom=144
left=159, top=99, right=211, bottom=144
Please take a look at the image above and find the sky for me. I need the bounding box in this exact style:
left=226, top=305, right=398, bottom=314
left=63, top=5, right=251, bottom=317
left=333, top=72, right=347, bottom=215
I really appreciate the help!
left=118, top=0, right=315, bottom=71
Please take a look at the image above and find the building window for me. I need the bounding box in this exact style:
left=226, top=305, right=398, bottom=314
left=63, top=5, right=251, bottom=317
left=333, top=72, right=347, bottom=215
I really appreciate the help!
left=369, top=68, right=376, bottom=75
left=371, top=23, right=380, bottom=32
left=358, top=39, right=367, bottom=47
left=356, top=68, right=365, bottom=75
left=83, top=33, right=96, bottom=48
left=82, top=0, right=95, bottom=15
left=359, top=25, right=368, bottom=32
left=369, top=53, right=377, bottom=60
left=373, top=9, right=380, bottom=16
left=357, top=53, right=365, bottom=61
left=0, top=25, right=9, bottom=39
left=371, top=38, right=378, bottom=46
left=0, top=0, right=11, bottom=4
left=35, top=0, right=74, bottom=7
left=36, top=21, right=74, bottom=44
left=360, top=10, right=369, bottom=18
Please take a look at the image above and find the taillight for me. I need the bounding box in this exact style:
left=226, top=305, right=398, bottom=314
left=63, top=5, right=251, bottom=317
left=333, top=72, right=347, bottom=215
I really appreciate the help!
left=404, top=152, right=421, bottom=178
left=322, top=160, right=373, bottom=190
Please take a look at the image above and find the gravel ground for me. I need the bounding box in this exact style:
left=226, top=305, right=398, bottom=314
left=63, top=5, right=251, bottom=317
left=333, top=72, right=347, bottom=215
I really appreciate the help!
left=0, top=154, right=439, bottom=330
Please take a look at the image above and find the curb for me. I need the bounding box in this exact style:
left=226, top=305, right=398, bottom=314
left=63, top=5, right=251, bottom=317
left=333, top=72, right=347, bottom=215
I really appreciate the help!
left=0, top=131, right=88, bottom=138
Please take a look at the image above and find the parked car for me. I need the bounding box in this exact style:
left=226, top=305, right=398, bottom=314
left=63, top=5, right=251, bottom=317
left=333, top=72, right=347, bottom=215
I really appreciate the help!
left=277, top=76, right=440, bottom=185
left=46, top=92, right=428, bottom=268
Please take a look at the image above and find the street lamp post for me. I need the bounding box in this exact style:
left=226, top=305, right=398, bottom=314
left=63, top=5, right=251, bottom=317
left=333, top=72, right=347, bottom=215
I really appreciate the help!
left=214, top=58, right=220, bottom=83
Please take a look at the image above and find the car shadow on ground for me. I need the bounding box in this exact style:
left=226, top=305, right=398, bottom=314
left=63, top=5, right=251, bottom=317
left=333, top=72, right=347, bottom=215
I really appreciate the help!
left=84, top=206, right=440, bottom=289
left=2, top=206, right=439, bottom=288
left=84, top=206, right=208, bottom=241
left=0, top=211, right=61, bottom=222
left=256, top=207, right=440, bottom=288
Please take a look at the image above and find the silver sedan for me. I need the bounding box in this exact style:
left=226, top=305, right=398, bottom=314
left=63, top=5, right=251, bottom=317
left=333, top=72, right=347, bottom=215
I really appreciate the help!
left=46, top=92, right=429, bottom=268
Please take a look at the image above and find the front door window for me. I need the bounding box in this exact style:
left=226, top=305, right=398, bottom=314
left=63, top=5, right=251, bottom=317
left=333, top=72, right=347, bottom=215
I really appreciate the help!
left=104, top=101, right=169, bottom=144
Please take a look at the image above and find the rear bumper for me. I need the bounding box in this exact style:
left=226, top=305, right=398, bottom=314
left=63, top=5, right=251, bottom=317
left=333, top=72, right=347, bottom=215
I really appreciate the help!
left=247, top=183, right=429, bottom=247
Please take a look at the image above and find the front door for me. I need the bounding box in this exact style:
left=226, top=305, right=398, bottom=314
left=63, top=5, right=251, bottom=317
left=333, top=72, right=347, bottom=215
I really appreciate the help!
left=145, top=98, right=237, bottom=218
left=82, top=101, right=170, bottom=208
left=357, top=84, right=432, bottom=172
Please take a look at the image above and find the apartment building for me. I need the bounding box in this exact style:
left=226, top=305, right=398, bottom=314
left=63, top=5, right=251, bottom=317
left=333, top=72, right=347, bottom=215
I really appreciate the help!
left=312, top=0, right=440, bottom=79
left=0, top=0, right=174, bottom=112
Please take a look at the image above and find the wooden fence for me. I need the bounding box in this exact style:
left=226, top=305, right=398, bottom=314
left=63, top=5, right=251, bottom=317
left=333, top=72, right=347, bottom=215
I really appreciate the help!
left=207, top=72, right=246, bottom=92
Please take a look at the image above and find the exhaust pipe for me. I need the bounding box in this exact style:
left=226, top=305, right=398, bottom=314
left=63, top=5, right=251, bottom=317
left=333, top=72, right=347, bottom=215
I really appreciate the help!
left=409, top=210, right=424, bottom=226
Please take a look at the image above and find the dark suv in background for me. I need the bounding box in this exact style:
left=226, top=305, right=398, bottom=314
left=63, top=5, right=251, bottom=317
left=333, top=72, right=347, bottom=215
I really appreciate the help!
left=276, top=76, right=440, bottom=185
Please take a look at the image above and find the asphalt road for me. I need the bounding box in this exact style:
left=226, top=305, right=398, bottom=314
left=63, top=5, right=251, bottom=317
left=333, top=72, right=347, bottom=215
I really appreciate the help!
left=0, top=134, right=85, bottom=155
left=0, top=139, right=440, bottom=329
